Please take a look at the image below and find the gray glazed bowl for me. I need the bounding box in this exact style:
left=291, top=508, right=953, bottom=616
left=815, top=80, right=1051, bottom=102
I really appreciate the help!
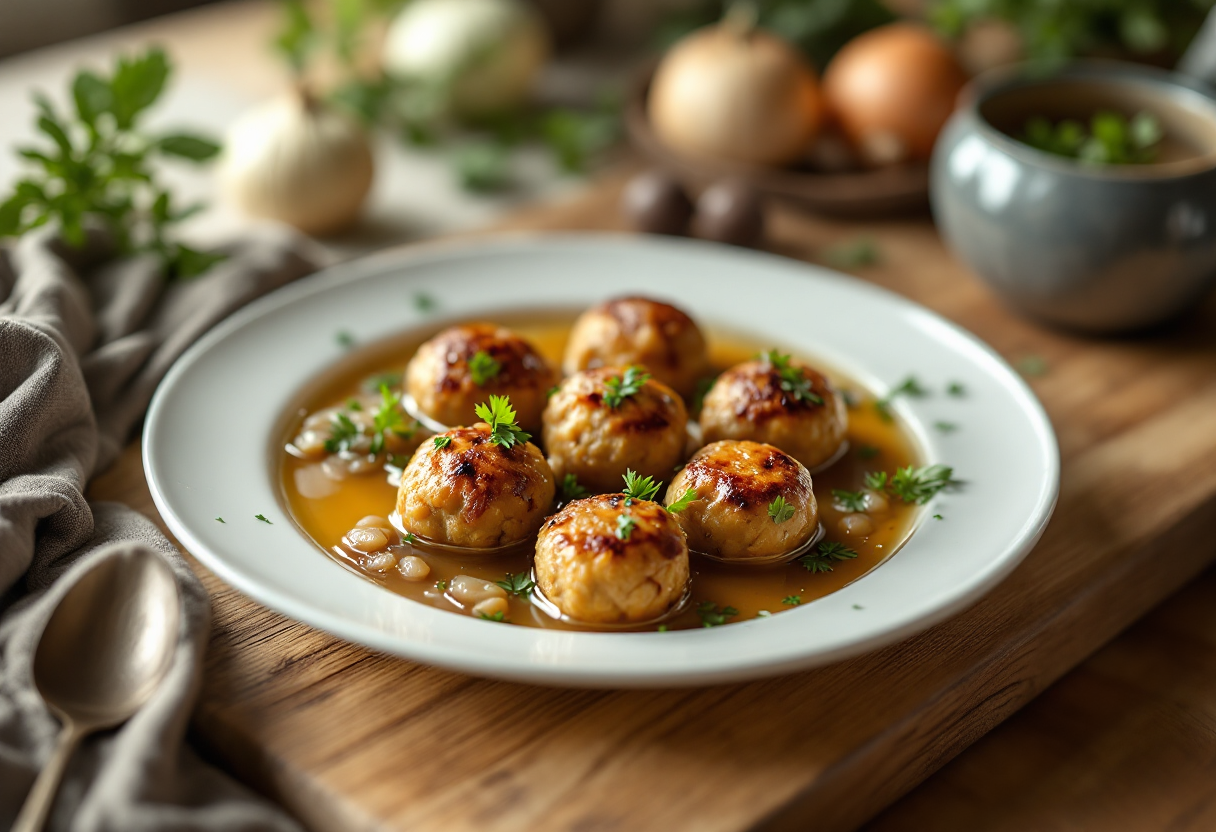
left=931, top=62, right=1216, bottom=333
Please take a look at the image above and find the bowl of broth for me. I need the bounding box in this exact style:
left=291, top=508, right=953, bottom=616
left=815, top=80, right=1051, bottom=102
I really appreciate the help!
left=931, top=61, right=1216, bottom=333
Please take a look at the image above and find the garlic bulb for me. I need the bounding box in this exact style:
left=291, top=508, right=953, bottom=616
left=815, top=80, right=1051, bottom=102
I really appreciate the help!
left=648, top=17, right=822, bottom=167
left=382, top=0, right=550, bottom=118
left=219, top=92, right=374, bottom=236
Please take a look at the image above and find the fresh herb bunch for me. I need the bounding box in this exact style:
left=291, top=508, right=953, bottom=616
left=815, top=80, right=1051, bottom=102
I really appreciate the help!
left=764, top=350, right=823, bottom=405
left=697, top=601, right=738, bottom=628
left=863, top=464, right=959, bottom=505
left=602, top=367, right=652, bottom=408
left=799, top=540, right=858, bottom=573
left=667, top=488, right=698, bottom=514
left=474, top=395, right=531, bottom=448
left=496, top=572, right=535, bottom=598
left=768, top=495, right=796, bottom=524
left=1023, top=111, right=1163, bottom=165
left=369, top=384, right=416, bottom=454
left=622, top=470, right=663, bottom=503
left=0, top=48, right=223, bottom=278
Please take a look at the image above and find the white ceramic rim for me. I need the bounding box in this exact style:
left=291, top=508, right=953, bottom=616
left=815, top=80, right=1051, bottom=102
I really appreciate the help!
left=143, top=233, right=1059, bottom=688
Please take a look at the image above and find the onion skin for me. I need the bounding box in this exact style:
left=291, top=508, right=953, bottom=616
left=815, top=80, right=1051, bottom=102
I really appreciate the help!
left=823, top=23, right=967, bottom=166
left=648, top=25, right=822, bottom=167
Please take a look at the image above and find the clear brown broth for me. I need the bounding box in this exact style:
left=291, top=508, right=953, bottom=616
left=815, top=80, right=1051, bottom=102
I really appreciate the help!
left=277, top=314, right=923, bottom=631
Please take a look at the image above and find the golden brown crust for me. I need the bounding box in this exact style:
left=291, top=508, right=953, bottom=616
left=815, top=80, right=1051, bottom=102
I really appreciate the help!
left=542, top=367, right=689, bottom=494
left=534, top=493, right=690, bottom=624
left=700, top=359, right=848, bottom=470
left=405, top=323, right=555, bottom=432
left=395, top=424, right=555, bottom=548
left=562, top=296, right=709, bottom=399
left=667, top=440, right=818, bottom=560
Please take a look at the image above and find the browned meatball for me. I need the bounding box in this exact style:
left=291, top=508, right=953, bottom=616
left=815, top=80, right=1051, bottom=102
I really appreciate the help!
left=699, top=355, right=848, bottom=470
left=405, top=324, right=555, bottom=433
left=543, top=367, right=688, bottom=495
left=534, top=493, right=690, bottom=624
left=666, top=440, right=818, bottom=560
left=563, top=296, right=710, bottom=400
left=395, top=424, right=555, bottom=548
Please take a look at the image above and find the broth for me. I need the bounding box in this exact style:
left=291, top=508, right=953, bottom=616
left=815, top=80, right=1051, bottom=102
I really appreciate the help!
left=278, top=314, right=923, bottom=631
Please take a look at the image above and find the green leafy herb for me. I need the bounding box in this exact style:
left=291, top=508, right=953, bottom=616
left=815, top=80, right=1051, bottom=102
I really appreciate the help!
left=824, top=236, right=880, bottom=270
left=474, top=395, right=531, bottom=448
left=616, top=513, right=637, bottom=541
left=666, top=488, right=698, bottom=514
left=602, top=366, right=651, bottom=408
left=875, top=375, right=928, bottom=421
left=539, top=105, right=621, bottom=173
left=0, top=48, right=223, bottom=278
left=560, top=473, right=588, bottom=503
left=799, top=540, right=859, bottom=573
left=435, top=580, right=447, bottom=591
left=468, top=350, right=502, bottom=386
left=831, top=489, right=867, bottom=513
left=215, top=517, right=224, bottom=523
left=768, top=495, right=797, bottom=524
left=657, top=624, right=669, bottom=632
left=413, top=292, right=436, bottom=313
left=547, top=385, right=561, bottom=399
left=852, top=603, right=864, bottom=610
left=496, top=572, right=536, bottom=598
left=1017, top=355, right=1049, bottom=377
left=1022, top=111, right=1163, bottom=165
left=346, top=398, right=363, bottom=411
left=325, top=412, right=360, bottom=454
left=369, top=384, right=412, bottom=455
left=933, top=514, right=944, bottom=521
left=947, top=381, right=966, bottom=397
left=622, top=469, right=662, bottom=502
left=433, top=436, right=452, bottom=449
left=696, top=601, right=738, bottom=628
left=335, top=330, right=355, bottom=349
left=255, top=514, right=272, bottom=524
left=362, top=372, right=401, bottom=393
left=863, top=471, right=888, bottom=491
left=782, top=595, right=802, bottom=606
left=404, top=532, right=418, bottom=543
left=454, top=141, right=511, bottom=192
left=888, top=464, right=959, bottom=504
left=934, top=421, right=959, bottom=434
left=763, top=350, right=823, bottom=405
left=857, top=445, right=880, bottom=460
left=477, top=610, right=506, bottom=622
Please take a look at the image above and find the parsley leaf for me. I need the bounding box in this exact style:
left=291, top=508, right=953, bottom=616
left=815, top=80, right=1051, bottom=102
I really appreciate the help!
left=666, top=488, right=698, bottom=514
left=874, top=375, right=928, bottom=421
left=335, top=330, right=355, bottom=349
left=324, top=412, right=360, bottom=453
left=496, top=572, right=536, bottom=598
left=857, top=445, right=880, bottom=460
left=362, top=372, right=402, bottom=393
left=560, top=473, right=588, bottom=502
left=697, top=601, right=738, bottom=628
left=934, top=421, right=959, bottom=434
left=888, top=464, right=960, bottom=504
left=477, top=610, right=506, bottom=622
left=468, top=350, right=502, bottom=386
left=863, top=471, right=888, bottom=490
left=602, top=366, right=651, bottom=408
left=215, top=517, right=224, bottom=523
left=946, top=381, right=966, bottom=397
left=763, top=350, right=823, bottom=405
left=622, top=469, right=662, bottom=502
left=369, top=384, right=411, bottom=455
left=433, top=436, right=452, bottom=449
left=768, top=495, right=796, bottom=523
left=616, top=513, right=637, bottom=541
left=255, top=514, right=272, bottom=524
left=831, top=489, right=867, bottom=513
left=474, top=395, right=531, bottom=448
left=413, top=292, right=436, bottom=313
left=799, top=540, right=858, bottom=573
left=782, top=595, right=802, bottom=606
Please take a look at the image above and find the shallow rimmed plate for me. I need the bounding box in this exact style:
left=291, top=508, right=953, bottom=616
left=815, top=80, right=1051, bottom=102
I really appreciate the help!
left=144, top=234, right=1058, bottom=687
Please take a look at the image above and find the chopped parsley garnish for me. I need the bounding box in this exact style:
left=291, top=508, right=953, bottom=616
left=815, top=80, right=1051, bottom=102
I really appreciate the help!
left=782, top=595, right=802, bottom=606
left=255, top=514, right=272, bottom=524
left=324, top=412, right=360, bottom=453
left=496, top=572, right=536, bottom=598
left=947, top=381, right=966, bottom=397
left=616, top=513, right=637, bottom=541
left=560, top=473, right=588, bottom=502
left=335, top=330, right=355, bottom=349
left=369, top=384, right=412, bottom=455
left=933, top=514, right=944, bottom=520
left=433, top=436, right=452, bottom=449
left=602, top=366, right=650, bottom=408
left=875, top=375, right=928, bottom=420
left=799, top=540, right=858, bottom=573
left=768, top=495, right=796, bottom=524
left=474, top=395, right=531, bottom=448
left=857, top=445, right=880, bottom=460
left=666, top=488, right=698, bottom=514
left=1017, top=354, right=1049, bottom=377
left=413, top=292, right=436, bottom=312
left=657, top=624, right=668, bottom=632
left=215, top=517, right=224, bottom=523
left=467, top=350, right=502, bottom=386
left=852, top=603, right=864, bottom=610
left=477, top=611, right=506, bottom=622
left=863, top=471, right=888, bottom=490
left=435, top=580, right=447, bottom=591
left=403, top=532, right=418, bottom=543
left=888, top=464, right=959, bottom=504
left=763, top=350, right=823, bottom=405
left=831, top=489, right=867, bottom=513
left=934, top=421, right=959, bottom=434
left=622, top=469, right=662, bottom=502
left=696, top=601, right=738, bottom=628
left=346, top=398, right=362, bottom=411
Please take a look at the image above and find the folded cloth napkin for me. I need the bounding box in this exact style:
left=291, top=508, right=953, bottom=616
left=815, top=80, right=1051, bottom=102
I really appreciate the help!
left=0, top=227, right=318, bottom=831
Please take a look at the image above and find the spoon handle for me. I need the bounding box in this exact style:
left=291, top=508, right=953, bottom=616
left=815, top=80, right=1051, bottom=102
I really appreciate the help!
left=13, top=720, right=85, bottom=832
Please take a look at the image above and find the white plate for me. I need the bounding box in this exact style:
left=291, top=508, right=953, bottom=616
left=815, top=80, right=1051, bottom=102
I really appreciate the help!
left=144, top=234, right=1058, bottom=687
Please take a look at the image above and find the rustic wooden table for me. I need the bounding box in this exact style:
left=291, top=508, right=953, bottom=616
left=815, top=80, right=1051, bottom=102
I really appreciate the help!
left=13, top=3, right=1216, bottom=830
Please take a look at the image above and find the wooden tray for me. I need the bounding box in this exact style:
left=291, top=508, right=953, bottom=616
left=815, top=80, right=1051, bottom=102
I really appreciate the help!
left=90, top=170, right=1216, bottom=832
left=624, top=69, right=930, bottom=218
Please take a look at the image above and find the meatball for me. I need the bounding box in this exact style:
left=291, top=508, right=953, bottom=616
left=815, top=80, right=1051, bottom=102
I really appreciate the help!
left=405, top=323, right=555, bottom=433
left=699, top=356, right=848, bottom=470
left=395, top=424, right=555, bottom=548
left=534, top=493, right=690, bottom=624
left=543, top=367, right=689, bottom=495
left=563, top=296, right=709, bottom=400
left=666, top=440, right=818, bottom=560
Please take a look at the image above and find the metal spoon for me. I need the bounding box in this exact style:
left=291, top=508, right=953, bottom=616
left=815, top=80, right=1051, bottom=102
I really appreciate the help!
left=13, top=548, right=181, bottom=832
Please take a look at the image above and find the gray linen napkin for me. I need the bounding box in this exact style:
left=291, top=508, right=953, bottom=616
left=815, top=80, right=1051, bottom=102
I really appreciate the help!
left=0, top=226, right=317, bottom=831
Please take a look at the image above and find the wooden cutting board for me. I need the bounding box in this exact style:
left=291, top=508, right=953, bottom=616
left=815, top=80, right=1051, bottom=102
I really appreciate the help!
left=90, top=171, right=1216, bottom=832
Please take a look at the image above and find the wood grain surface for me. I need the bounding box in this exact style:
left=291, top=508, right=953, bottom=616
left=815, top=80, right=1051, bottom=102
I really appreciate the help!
left=88, top=171, right=1216, bottom=832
